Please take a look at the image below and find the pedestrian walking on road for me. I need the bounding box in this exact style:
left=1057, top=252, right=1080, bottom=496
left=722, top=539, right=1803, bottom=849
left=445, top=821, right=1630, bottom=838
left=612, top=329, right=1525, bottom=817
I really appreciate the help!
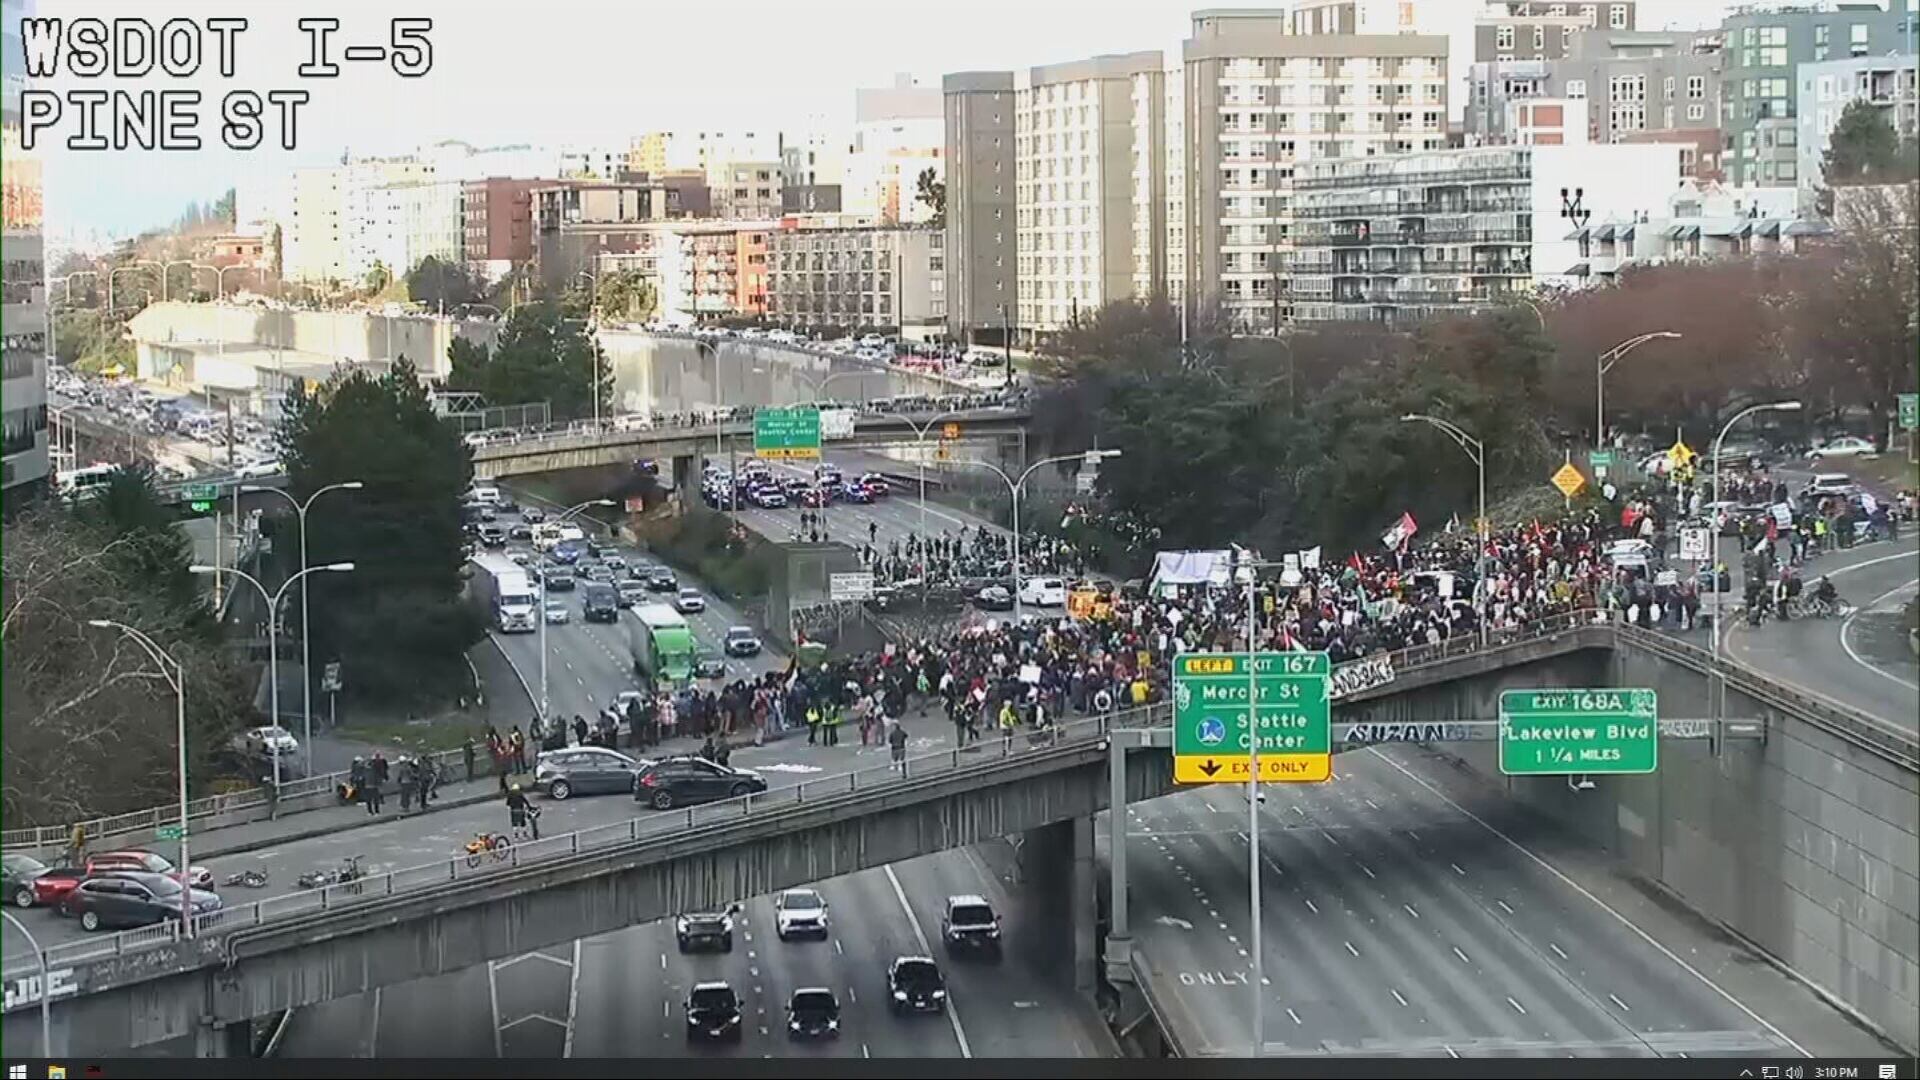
left=889, top=719, right=909, bottom=773
left=806, top=704, right=821, bottom=746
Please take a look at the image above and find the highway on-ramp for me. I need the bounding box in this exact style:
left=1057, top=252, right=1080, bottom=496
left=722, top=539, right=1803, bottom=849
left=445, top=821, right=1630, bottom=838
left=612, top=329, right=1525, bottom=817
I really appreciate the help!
left=1722, top=539, right=1919, bottom=730
left=1120, top=746, right=1897, bottom=1059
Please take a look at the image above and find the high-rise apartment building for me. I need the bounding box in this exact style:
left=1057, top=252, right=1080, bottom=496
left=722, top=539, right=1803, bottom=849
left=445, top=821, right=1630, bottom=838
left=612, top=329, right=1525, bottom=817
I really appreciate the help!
left=2, top=0, right=47, bottom=501
left=463, top=178, right=541, bottom=282
left=288, top=157, right=434, bottom=284
left=1796, top=52, right=1919, bottom=204
left=1163, top=64, right=1189, bottom=305
left=847, top=75, right=944, bottom=225
left=943, top=72, right=1017, bottom=343
left=1015, top=52, right=1166, bottom=334
left=1478, top=1, right=1638, bottom=62
left=1721, top=2, right=1912, bottom=188
left=1183, top=9, right=1451, bottom=330
left=767, top=224, right=945, bottom=334
left=711, top=161, right=786, bottom=220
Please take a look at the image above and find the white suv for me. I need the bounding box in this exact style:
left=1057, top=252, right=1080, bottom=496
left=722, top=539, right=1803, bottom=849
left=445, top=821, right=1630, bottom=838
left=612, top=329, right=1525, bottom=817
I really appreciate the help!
left=773, top=888, right=830, bottom=940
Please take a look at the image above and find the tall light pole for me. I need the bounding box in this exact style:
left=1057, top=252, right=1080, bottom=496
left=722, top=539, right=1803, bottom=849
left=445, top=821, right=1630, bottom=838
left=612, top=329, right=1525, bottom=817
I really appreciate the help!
left=84, top=619, right=189, bottom=935
left=106, top=265, right=143, bottom=315
left=793, top=370, right=877, bottom=539
left=1711, top=401, right=1802, bottom=720
left=1401, top=413, right=1488, bottom=645
left=886, top=406, right=971, bottom=554
left=191, top=562, right=354, bottom=801
left=950, top=450, right=1122, bottom=622
left=540, top=499, right=614, bottom=720
left=191, top=263, right=249, bottom=301
left=696, top=338, right=748, bottom=524
left=243, top=481, right=364, bottom=762
left=1596, top=331, right=1682, bottom=450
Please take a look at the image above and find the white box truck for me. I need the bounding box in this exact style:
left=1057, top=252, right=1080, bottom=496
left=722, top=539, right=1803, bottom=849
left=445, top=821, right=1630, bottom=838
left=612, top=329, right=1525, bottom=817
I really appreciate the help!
left=470, top=552, right=538, bottom=633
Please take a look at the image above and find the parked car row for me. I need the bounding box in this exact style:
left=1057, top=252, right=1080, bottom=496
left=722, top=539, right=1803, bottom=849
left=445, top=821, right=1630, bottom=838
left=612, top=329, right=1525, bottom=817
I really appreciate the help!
left=4, top=850, right=221, bottom=932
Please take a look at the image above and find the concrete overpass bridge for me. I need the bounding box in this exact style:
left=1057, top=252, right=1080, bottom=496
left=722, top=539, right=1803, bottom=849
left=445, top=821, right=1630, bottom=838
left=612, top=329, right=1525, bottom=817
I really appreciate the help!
left=6, top=613, right=1914, bottom=1056
left=465, top=406, right=1034, bottom=482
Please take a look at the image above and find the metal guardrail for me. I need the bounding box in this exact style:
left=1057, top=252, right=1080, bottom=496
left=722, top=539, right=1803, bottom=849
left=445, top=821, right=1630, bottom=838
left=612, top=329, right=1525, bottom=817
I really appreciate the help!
left=465, top=405, right=1030, bottom=457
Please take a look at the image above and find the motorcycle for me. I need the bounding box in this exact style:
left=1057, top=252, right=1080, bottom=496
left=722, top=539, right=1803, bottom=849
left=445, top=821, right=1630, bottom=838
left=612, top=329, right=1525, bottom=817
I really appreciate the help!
left=297, top=855, right=367, bottom=892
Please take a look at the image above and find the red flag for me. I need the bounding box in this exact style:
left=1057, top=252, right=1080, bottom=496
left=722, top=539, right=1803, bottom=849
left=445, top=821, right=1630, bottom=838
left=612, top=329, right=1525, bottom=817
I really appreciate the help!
left=1347, top=551, right=1365, bottom=573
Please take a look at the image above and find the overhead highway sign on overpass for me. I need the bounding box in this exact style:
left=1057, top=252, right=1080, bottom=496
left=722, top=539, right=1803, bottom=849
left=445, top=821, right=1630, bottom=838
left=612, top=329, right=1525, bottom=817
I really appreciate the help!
left=1173, top=651, right=1331, bottom=784
left=1500, top=687, right=1660, bottom=775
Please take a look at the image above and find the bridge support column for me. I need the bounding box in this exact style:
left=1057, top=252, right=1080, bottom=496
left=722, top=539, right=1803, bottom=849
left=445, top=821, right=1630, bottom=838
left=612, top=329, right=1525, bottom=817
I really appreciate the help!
left=1015, top=815, right=1097, bottom=994
left=194, top=1019, right=253, bottom=1058
left=670, top=454, right=699, bottom=507
left=1105, top=735, right=1133, bottom=985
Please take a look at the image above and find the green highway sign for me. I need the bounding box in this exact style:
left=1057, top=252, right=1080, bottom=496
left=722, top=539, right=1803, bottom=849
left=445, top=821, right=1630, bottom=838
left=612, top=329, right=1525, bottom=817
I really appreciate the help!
left=155, top=824, right=185, bottom=841
left=753, top=407, right=822, bottom=460
left=1900, top=393, right=1918, bottom=431
left=1499, top=688, right=1658, bottom=776
left=183, top=484, right=219, bottom=501
left=1587, top=450, right=1614, bottom=468
left=1172, top=651, right=1331, bottom=783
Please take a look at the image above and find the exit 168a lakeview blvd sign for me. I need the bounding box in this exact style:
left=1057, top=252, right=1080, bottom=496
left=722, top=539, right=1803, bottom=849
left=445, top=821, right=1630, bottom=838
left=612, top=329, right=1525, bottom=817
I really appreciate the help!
left=1172, top=651, right=1331, bottom=784
left=1499, top=687, right=1659, bottom=776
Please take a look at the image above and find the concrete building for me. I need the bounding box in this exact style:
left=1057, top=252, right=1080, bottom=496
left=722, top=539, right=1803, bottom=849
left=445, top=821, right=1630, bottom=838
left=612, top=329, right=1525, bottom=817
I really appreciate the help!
left=1477, top=1, right=1639, bottom=62
left=1183, top=9, right=1451, bottom=330
left=1566, top=178, right=1826, bottom=284
left=289, top=157, right=434, bottom=285
left=1722, top=1, right=1914, bottom=188
left=560, top=144, right=629, bottom=180
left=847, top=74, right=945, bottom=225
left=1290, top=141, right=1680, bottom=324
left=1163, top=63, right=1189, bottom=305
left=1797, top=52, right=1919, bottom=203
left=591, top=220, right=780, bottom=322
left=198, top=224, right=279, bottom=281
left=400, top=181, right=466, bottom=271
left=1506, top=95, right=1590, bottom=143
left=1013, top=51, right=1165, bottom=336
left=419, top=141, right=562, bottom=184
left=286, top=166, right=345, bottom=284
left=783, top=126, right=851, bottom=190
left=766, top=224, right=944, bottom=334
left=530, top=179, right=690, bottom=294
left=711, top=160, right=785, bottom=220
left=943, top=71, right=1017, bottom=343
left=3, top=0, right=46, bottom=501
left=462, top=178, right=541, bottom=281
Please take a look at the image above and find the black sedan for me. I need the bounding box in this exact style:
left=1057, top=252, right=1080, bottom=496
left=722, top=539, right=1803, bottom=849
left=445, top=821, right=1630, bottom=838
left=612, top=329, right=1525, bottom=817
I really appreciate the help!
left=786, top=988, right=841, bottom=1040
left=633, top=756, right=768, bottom=810
left=685, top=981, right=744, bottom=1042
left=59, top=871, right=221, bottom=932
left=887, top=955, right=947, bottom=1014
left=974, top=585, right=1014, bottom=611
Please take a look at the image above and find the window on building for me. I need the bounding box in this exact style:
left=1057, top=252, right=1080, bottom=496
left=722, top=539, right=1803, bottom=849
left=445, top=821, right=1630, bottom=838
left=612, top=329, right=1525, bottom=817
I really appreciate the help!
left=1688, top=75, right=1706, bottom=99
left=1815, top=25, right=1829, bottom=45
left=1687, top=102, right=1705, bottom=121
left=1664, top=76, right=1676, bottom=97
left=1609, top=4, right=1627, bottom=29
left=1849, top=23, right=1869, bottom=55
left=1497, top=25, right=1514, bottom=50
left=1533, top=26, right=1545, bottom=50
left=1566, top=79, right=1587, bottom=99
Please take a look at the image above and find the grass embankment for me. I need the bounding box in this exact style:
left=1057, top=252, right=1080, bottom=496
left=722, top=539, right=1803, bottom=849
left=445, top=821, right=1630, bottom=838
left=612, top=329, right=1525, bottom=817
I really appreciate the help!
left=635, top=507, right=774, bottom=605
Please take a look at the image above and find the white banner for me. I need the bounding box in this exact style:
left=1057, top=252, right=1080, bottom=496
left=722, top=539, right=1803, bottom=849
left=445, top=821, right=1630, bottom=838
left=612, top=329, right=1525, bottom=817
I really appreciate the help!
left=820, top=409, right=857, bottom=441
left=1299, top=546, right=1321, bottom=570
left=1770, top=502, right=1793, bottom=528
left=829, top=572, right=875, bottom=601
left=1327, top=654, right=1396, bottom=702
left=1679, top=526, right=1711, bottom=562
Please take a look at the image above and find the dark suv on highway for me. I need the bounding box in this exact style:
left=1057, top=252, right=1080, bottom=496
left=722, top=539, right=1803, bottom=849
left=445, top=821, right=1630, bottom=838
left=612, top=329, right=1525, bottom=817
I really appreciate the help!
left=886, top=955, right=947, bottom=1015
left=684, top=981, right=744, bottom=1042
left=941, top=894, right=1002, bottom=958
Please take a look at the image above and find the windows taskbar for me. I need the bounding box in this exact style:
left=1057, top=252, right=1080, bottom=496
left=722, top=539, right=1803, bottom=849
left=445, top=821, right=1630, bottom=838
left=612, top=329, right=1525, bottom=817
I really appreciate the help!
left=9, top=1059, right=1915, bottom=1079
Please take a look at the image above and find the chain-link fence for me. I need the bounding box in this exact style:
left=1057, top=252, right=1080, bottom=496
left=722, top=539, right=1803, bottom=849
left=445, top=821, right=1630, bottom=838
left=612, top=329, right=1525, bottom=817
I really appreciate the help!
left=444, top=401, right=552, bottom=434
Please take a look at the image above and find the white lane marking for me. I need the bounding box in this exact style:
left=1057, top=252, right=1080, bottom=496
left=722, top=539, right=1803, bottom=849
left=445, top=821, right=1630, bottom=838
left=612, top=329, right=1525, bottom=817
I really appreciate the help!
left=1343, top=941, right=1360, bottom=957
left=562, top=938, right=581, bottom=1059
left=1445, top=1045, right=1460, bottom=1059
left=494, top=951, right=573, bottom=972
left=834, top=939, right=844, bottom=955
left=1403, top=903, right=1420, bottom=920
left=1609, top=993, right=1631, bottom=1012
left=1369, top=747, right=1813, bottom=1058
left=1452, top=946, right=1471, bottom=965
left=1840, top=578, right=1920, bottom=691
left=1548, top=942, right=1568, bottom=961
left=1390, top=988, right=1408, bottom=1008
left=660, top=953, right=667, bottom=969
left=1364, top=798, right=1379, bottom=810
left=1507, top=996, right=1528, bottom=1016
left=1286, top=1007, right=1302, bottom=1025
left=1406, top=830, right=1419, bottom=843
left=663, top=1000, right=669, bottom=1019
left=847, top=985, right=856, bottom=1004
left=1358, top=863, right=1377, bottom=879
left=862, top=1043, right=871, bottom=1058
left=884, top=864, right=972, bottom=1058
left=369, top=986, right=382, bottom=1057
left=1304, top=898, right=1318, bottom=915
left=1496, top=900, right=1514, bottom=916
left=1450, top=863, right=1466, bottom=876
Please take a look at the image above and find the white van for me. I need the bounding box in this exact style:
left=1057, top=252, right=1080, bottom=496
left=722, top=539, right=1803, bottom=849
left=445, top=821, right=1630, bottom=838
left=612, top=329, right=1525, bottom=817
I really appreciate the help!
left=468, top=485, right=502, bottom=506
left=1018, top=576, right=1068, bottom=607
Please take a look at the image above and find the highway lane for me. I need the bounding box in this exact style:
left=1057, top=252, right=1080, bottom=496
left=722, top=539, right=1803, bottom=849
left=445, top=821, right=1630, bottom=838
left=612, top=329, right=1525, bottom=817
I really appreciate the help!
left=708, top=453, right=1006, bottom=558
left=1120, top=746, right=1881, bottom=1059
left=277, top=845, right=1111, bottom=1059
left=1722, top=538, right=1919, bottom=729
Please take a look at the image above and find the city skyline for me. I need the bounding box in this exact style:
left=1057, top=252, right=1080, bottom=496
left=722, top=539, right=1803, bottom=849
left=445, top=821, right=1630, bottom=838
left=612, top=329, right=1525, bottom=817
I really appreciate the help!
left=28, top=0, right=1744, bottom=237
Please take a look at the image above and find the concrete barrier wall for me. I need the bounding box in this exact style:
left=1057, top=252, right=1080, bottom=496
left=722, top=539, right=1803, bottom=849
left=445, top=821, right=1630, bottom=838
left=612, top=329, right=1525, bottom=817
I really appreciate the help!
left=596, top=332, right=957, bottom=418
left=127, top=303, right=501, bottom=381
left=1352, top=647, right=1920, bottom=1052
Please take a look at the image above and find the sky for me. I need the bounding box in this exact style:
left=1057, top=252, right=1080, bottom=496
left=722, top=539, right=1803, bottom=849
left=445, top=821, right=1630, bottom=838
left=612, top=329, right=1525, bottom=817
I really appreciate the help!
left=16, top=0, right=1741, bottom=238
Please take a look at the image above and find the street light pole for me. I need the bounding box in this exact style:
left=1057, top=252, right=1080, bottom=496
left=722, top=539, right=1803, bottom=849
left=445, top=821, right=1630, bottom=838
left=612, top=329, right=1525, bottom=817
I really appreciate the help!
left=539, top=499, right=615, bottom=720
left=1239, top=547, right=1263, bottom=1059
left=1401, top=414, right=1488, bottom=646
left=1596, top=331, right=1683, bottom=450
left=244, top=481, right=364, bottom=763
left=191, top=562, right=355, bottom=803
left=890, top=407, right=970, bottom=555
left=1710, top=401, right=1802, bottom=721
left=0, top=910, right=52, bottom=1053
left=950, top=450, right=1121, bottom=623
left=85, top=619, right=187, bottom=935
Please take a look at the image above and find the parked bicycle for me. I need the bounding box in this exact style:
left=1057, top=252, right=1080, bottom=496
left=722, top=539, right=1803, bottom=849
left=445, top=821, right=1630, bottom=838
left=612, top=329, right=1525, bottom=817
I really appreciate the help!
left=296, top=855, right=366, bottom=893
left=464, top=832, right=511, bottom=868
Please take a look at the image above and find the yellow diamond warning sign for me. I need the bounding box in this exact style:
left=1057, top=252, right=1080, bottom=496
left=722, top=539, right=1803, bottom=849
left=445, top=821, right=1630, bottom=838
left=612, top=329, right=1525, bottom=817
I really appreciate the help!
left=1550, top=462, right=1586, bottom=499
